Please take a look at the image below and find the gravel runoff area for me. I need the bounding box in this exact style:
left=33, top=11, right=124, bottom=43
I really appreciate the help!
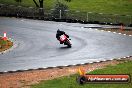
left=0, top=29, right=132, bottom=88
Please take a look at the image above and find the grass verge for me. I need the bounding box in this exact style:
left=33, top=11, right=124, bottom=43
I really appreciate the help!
left=0, top=37, right=13, bottom=52
left=31, top=61, right=132, bottom=88
left=0, top=0, right=132, bottom=15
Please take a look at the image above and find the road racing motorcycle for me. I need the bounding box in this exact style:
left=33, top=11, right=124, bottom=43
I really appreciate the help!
left=59, top=34, right=72, bottom=48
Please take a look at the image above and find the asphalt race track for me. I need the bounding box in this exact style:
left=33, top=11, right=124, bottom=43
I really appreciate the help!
left=0, top=17, right=132, bottom=72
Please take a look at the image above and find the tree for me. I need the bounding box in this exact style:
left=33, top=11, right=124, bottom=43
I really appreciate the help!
left=33, top=0, right=39, bottom=7
left=39, top=0, right=43, bottom=8
left=33, top=0, right=44, bottom=8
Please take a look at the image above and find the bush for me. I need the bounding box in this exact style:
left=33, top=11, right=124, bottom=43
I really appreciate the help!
left=52, top=1, right=68, bottom=19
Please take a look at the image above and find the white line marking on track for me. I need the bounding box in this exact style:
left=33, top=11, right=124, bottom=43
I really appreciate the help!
left=123, top=34, right=126, bottom=35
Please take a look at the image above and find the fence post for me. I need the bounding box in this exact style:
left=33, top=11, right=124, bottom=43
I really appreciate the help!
left=86, top=12, right=92, bottom=22
left=29, top=7, right=34, bottom=18
left=59, top=10, right=61, bottom=19
left=114, top=14, right=118, bottom=24
left=75, top=10, right=80, bottom=20
left=130, top=15, right=132, bottom=25
left=39, top=8, right=44, bottom=19
left=86, top=12, right=88, bottom=22
left=64, top=10, right=69, bottom=20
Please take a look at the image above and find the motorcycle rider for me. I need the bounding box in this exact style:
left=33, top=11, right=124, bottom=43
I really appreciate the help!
left=56, top=29, right=69, bottom=44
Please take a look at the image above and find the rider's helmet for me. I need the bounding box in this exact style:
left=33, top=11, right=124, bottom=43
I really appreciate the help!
left=57, top=29, right=60, bottom=33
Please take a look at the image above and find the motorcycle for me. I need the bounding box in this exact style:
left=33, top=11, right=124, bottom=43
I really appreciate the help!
left=59, top=34, right=72, bottom=48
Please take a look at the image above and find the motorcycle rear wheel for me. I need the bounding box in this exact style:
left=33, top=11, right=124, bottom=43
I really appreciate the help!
left=65, top=40, right=72, bottom=48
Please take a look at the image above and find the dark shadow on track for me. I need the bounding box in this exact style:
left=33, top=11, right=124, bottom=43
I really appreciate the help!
left=60, top=46, right=71, bottom=49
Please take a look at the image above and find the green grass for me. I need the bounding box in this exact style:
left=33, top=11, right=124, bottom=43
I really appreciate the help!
left=0, top=37, right=13, bottom=52
left=0, top=38, right=7, bottom=46
left=31, top=61, right=132, bottom=88
left=67, top=0, right=132, bottom=15
left=0, top=0, right=132, bottom=15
